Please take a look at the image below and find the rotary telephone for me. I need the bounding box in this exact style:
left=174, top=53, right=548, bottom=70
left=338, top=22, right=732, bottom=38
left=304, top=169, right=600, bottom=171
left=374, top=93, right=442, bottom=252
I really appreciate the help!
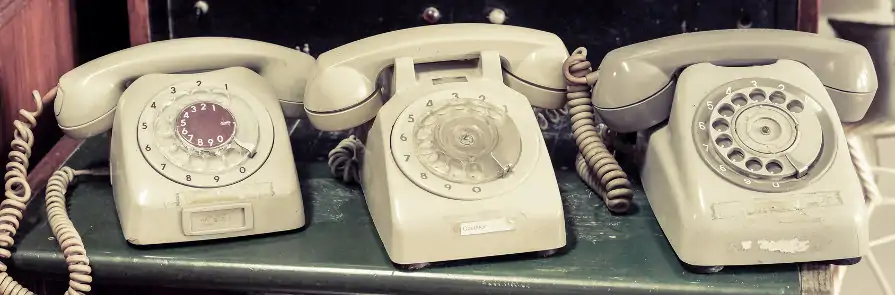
left=0, top=37, right=314, bottom=294
left=562, top=29, right=877, bottom=273
left=304, top=23, right=569, bottom=269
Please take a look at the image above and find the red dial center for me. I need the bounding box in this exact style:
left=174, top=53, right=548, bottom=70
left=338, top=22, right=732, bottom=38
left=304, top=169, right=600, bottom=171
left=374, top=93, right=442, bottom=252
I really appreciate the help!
left=176, top=102, right=236, bottom=149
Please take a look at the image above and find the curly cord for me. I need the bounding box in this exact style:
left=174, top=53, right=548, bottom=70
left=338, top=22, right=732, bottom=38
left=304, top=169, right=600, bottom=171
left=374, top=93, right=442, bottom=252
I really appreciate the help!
left=328, top=135, right=365, bottom=184
left=0, top=88, right=95, bottom=295
left=562, top=48, right=634, bottom=213
left=844, top=132, right=882, bottom=211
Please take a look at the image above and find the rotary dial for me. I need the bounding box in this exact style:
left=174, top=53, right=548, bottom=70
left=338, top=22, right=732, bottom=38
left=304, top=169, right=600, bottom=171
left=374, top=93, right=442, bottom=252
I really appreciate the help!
left=692, top=78, right=838, bottom=192
left=413, top=97, right=518, bottom=184
left=390, top=90, right=540, bottom=201
left=137, top=79, right=273, bottom=188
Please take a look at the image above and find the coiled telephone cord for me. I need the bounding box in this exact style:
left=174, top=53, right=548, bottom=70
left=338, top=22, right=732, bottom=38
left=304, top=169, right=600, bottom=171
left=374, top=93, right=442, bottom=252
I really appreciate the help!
left=843, top=123, right=883, bottom=211
left=328, top=135, right=365, bottom=184
left=0, top=88, right=96, bottom=295
left=562, top=48, right=634, bottom=214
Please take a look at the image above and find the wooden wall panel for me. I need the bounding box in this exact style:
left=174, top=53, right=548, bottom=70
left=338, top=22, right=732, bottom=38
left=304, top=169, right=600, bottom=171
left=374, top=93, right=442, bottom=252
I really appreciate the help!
left=127, top=0, right=150, bottom=46
left=798, top=0, right=819, bottom=33
left=0, top=0, right=74, bottom=174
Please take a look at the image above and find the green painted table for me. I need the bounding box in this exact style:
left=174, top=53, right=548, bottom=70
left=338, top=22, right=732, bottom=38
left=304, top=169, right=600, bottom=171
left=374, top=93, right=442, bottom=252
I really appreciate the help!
left=10, top=118, right=829, bottom=295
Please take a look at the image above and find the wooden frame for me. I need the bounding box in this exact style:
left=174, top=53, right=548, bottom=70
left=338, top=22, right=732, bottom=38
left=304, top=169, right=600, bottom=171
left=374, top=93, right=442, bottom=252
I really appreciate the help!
left=0, top=0, right=74, bottom=191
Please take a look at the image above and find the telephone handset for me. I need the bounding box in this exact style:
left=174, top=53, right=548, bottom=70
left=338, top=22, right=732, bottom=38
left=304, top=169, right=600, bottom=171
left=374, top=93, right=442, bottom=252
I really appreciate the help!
left=305, top=24, right=569, bottom=269
left=56, top=37, right=315, bottom=138
left=565, top=29, right=876, bottom=273
left=0, top=37, right=315, bottom=294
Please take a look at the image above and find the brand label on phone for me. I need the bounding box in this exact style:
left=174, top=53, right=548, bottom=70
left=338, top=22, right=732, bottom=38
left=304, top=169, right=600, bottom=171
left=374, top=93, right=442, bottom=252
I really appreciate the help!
left=459, top=218, right=515, bottom=236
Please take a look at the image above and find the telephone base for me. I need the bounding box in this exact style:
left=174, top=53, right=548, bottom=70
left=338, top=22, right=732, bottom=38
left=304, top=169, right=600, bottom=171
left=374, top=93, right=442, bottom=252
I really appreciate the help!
left=642, top=127, right=869, bottom=269
left=363, top=189, right=567, bottom=266
left=117, top=191, right=305, bottom=246
left=362, top=113, right=566, bottom=266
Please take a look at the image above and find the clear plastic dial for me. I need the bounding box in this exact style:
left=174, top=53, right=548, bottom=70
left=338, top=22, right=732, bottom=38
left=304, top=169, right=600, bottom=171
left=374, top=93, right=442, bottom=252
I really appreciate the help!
left=413, top=97, right=521, bottom=185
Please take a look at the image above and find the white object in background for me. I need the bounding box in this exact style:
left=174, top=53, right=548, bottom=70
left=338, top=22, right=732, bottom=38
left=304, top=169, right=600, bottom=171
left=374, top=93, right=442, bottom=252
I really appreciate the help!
left=488, top=8, right=507, bottom=24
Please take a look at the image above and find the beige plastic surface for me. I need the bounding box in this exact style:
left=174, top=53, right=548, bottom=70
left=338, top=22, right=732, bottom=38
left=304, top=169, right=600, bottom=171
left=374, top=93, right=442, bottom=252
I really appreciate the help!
left=359, top=51, right=566, bottom=265
left=593, top=28, right=879, bottom=133
left=303, top=23, right=569, bottom=132
left=642, top=60, right=869, bottom=267
left=55, top=37, right=316, bottom=138
left=110, top=67, right=304, bottom=245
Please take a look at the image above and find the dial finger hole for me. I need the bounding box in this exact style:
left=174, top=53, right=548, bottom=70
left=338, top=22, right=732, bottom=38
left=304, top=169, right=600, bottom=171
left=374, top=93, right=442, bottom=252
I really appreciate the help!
left=715, top=134, right=733, bottom=148
left=769, top=91, right=786, bottom=104
left=467, top=163, right=484, bottom=181
left=421, top=152, right=439, bottom=163
left=749, top=89, right=766, bottom=101
left=712, top=118, right=730, bottom=132
left=416, top=128, right=433, bottom=140
left=731, top=94, right=748, bottom=106
left=449, top=159, right=465, bottom=179
left=766, top=160, right=783, bottom=174
left=727, top=148, right=745, bottom=162
left=717, top=104, right=735, bottom=117
left=423, top=115, right=438, bottom=126
left=787, top=100, right=804, bottom=113
left=431, top=157, right=449, bottom=174
left=745, top=158, right=763, bottom=172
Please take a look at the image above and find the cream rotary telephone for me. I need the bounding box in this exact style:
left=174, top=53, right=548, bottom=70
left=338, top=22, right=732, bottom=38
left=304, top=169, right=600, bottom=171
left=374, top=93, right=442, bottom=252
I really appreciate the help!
left=0, top=37, right=315, bottom=294
left=563, top=29, right=877, bottom=273
left=304, top=23, right=569, bottom=269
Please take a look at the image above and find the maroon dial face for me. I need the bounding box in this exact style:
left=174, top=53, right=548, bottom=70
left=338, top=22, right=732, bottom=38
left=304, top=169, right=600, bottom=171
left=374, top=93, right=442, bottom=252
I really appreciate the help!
left=176, top=102, right=236, bottom=149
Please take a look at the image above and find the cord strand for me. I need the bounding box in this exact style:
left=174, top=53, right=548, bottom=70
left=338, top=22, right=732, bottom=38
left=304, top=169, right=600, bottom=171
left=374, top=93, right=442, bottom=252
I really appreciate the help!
left=327, top=135, right=365, bottom=184
left=562, top=48, right=634, bottom=213
left=0, top=88, right=93, bottom=295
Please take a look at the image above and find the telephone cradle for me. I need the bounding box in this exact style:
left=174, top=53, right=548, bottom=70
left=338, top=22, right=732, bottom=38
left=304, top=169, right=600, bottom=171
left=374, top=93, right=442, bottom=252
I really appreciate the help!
left=569, top=29, right=877, bottom=273
left=305, top=24, right=570, bottom=268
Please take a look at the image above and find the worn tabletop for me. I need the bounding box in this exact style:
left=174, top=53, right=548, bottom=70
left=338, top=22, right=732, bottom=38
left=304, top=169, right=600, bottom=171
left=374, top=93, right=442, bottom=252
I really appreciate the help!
left=11, top=114, right=822, bottom=294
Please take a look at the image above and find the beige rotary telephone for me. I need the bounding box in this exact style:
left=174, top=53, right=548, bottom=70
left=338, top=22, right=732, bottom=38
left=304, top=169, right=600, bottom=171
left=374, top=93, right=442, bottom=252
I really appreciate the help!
left=0, top=37, right=314, bottom=294
left=563, top=29, right=877, bottom=273
left=304, top=23, right=569, bottom=269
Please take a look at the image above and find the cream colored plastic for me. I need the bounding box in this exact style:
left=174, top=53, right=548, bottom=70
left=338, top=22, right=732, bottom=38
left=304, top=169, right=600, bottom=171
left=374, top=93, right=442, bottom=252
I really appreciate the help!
left=55, top=37, right=316, bottom=138
left=55, top=38, right=312, bottom=245
left=593, top=29, right=878, bottom=133
left=643, top=60, right=869, bottom=267
left=303, top=23, right=568, bottom=132
left=304, top=24, right=567, bottom=266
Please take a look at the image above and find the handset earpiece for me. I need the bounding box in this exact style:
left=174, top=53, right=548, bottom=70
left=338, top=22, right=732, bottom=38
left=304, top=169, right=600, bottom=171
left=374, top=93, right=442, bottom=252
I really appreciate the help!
left=503, top=47, right=570, bottom=109
left=303, top=66, right=383, bottom=132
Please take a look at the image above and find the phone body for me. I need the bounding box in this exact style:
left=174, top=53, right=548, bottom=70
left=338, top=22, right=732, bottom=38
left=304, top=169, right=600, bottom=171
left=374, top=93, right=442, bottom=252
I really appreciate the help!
left=303, top=23, right=569, bottom=268
left=54, top=37, right=315, bottom=245
left=590, top=29, right=877, bottom=272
